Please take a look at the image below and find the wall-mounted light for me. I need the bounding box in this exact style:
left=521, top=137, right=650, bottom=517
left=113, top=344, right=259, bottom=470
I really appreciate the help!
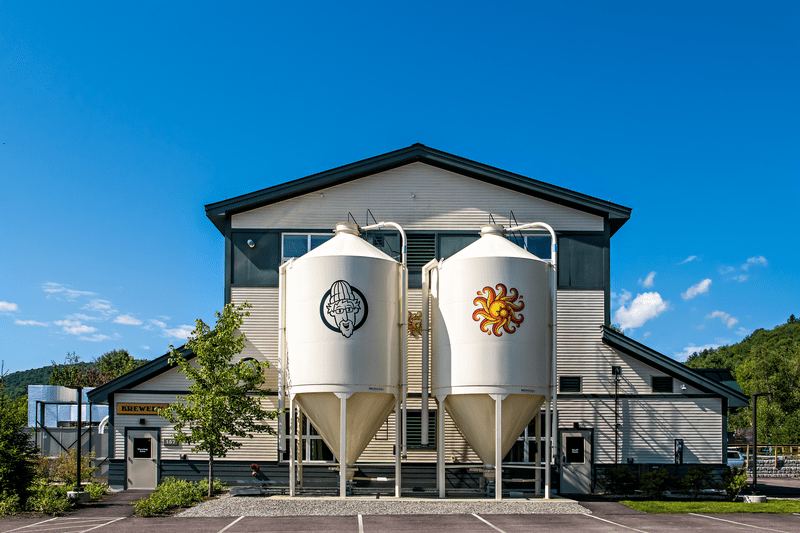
left=411, top=193, right=416, bottom=198
left=319, top=192, right=324, bottom=197
left=680, top=384, right=687, bottom=391
left=247, top=239, right=255, bottom=248
left=139, top=418, right=146, bottom=426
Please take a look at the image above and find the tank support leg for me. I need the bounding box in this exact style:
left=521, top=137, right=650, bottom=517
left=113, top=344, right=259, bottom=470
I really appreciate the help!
left=495, top=394, right=506, bottom=501
left=289, top=396, right=295, bottom=497
left=338, top=393, right=349, bottom=498
left=535, top=407, right=541, bottom=496
left=545, top=396, right=552, bottom=499
left=437, top=395, right=446, bottom=498
left=395, top=393, right=402, bottom=498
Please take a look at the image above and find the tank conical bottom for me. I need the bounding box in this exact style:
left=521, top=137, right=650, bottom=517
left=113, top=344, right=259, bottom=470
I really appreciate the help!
left=444, top=393, right=545, bottom=466
left=295, top=392, right=395, bottom=477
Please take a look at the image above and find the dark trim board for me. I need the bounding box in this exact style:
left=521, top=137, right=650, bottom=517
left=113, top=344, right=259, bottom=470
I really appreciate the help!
left=206, top=144, right=632, bottom=237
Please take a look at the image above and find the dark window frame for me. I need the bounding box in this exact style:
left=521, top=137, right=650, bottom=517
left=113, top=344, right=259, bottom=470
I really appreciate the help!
left=559, top=376, right=582, bottom=393
left=652, top=376, right=674, bottom=393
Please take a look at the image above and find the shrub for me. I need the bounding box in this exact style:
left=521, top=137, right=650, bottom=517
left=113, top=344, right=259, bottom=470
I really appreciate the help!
left=25, top=481, right=72, bottom=515
left=0, top=390, right=38, bottom=502
left=599, top=465, right=639, bottom=495
left=681, top=465, right=714, bottom=499
left=85, top=481, right=109, bottom=499
left=640, top=468, right=675, bottom=500
left=48, top=449, right=98, bottom=486
left=0, top=491, right=22, bottom=516
left=721, top=466, right=747, bottom=501
left=134, top=478, right=225, bottom=517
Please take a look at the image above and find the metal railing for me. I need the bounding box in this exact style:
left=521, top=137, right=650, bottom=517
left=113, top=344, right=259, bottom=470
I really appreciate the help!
left=729, top=444, right=800, bottom=468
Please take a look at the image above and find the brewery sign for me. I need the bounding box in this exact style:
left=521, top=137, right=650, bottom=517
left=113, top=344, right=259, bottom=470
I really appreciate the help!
left=116, top=403, right=169, bottom=416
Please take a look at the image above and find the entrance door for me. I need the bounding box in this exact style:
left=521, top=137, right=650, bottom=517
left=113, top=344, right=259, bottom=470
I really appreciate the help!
left=127, top=430, right=158, bottom=489
left=559, top=428, right=592, bottom=494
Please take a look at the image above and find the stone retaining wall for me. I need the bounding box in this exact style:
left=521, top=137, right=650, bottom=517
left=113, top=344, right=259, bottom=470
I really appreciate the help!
left=753, top=458, right=800, bottom=478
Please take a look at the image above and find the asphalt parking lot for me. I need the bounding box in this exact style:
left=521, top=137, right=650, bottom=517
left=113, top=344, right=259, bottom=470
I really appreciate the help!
left=2, top=511, right=800, bottom=533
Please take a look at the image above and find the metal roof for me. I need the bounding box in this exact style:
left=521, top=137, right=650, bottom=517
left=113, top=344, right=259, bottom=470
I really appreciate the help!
left=205, top=144, right=632, bottom=236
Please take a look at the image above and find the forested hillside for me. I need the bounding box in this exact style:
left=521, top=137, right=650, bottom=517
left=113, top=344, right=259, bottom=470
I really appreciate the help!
left=685, top=315, right=800, bottom=443
left=2, top=350, right=148, bottom=399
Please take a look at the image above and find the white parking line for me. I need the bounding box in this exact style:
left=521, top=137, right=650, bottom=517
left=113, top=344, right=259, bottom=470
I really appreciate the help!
left=689, top=513, right=790, bottom=532
left=471, top=514, right=507, bottom=533
left=4, top=519, right=58, bottom=532
left=585, top=514, right=651, bottom=533
left=216, top=516, right=244, bottom=533
left=358, top=514, right=364, bottom=533
left=79, top=517, right=126, bottom=533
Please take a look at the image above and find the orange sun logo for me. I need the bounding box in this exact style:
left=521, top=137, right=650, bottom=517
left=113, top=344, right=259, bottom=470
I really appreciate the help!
left=472, top=283, right=524, bottom=336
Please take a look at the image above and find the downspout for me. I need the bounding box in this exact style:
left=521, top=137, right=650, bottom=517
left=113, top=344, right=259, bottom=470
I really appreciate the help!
left=505, top=222, right=557, bottom=499
left=421, top=259, right=439, bottom=446
left=360, top=222, right=408, bottom=462
left=278, top=259, right=293, bottom=453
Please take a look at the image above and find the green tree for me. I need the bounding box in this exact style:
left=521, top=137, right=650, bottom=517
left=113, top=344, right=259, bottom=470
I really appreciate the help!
left=94, top=349, right=146, bottom=378
left=0, top=363, right=38, bottom=504
left=158, top=302, right=277, bottom=496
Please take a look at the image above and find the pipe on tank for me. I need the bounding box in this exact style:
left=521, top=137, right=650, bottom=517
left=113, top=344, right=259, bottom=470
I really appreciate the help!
left=421, top=259, right=439, bottom=446
left=277, top=259, right=294, bottom=453
left=505, top=222, right=557, bottom=499
left=360, top=221, right=407, bottom=491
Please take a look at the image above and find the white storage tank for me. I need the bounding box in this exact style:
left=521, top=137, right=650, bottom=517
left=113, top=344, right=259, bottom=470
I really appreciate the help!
left=432, top=224, right=552, bottom=467
left=285, top=223, right=401, bottom=475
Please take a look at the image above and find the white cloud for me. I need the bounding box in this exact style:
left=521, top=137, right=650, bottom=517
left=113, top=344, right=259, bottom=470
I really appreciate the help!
left=163, top=325, right=194, bottom=340
left=0, top=301, right=19, bottom=313
left=54, top=319, right=97, bottom=335
left=736, top=274, right=748, bottom=282
left=144, top=319, right=167, bottom=330
left=80, top=333, right=119, bottom=342
left=81, top=299, right=116, bottom=316
left=673, top=343, right=721, bottom=362
left=617, top=289, right=632, bottom=308
left=639, top=271, right=656, bottom=288
left=681, top=279, right=712, bottom=300
left=678, top=256, right=698, bottom=265
left=114, top=314, right=143, bottom=326
left=140, top=345, right=151, bottom=350
left=736, top=327, right=748, bottom=336
left=743, top=255, right=768, bottom=270
left=69, top=313, right=101, bottom=322
left=642, top=332, right=651, bottom=339
left=695, top=324, right=706, bottom=330
left=42, top=282, right=95, bottom=300
left=15, top=319, right=48, bottom=326
left=613, top=292, right=669, bottom=331
left=706, top=310, right=739, bottom=329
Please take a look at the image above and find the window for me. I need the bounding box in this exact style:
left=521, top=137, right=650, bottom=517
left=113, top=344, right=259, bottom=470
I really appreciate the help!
left=559, top=376, right=581, bottom=393
left=652, top=376, right=674, bottom=393
left=280, top=413, right=334, bottom=462
left=503, top=410, right=552, bottom=464
left=405, top=410, right=436, bottom=449
left=507, top=235, right=552, bottom=260
left=281, top=233, right=334, bottom=263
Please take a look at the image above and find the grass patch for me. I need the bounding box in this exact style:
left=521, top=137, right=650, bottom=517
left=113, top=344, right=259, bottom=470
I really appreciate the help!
left=622, top=500, right=800, bottom=514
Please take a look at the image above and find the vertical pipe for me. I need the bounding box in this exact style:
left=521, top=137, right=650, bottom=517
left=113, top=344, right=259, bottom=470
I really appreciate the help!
left=289, top=397, right=295, bottom=496
left=752, top=395, right=758, bottom=494
left=495, top=395, right=503, bottom=501
left=278, top=261, right=291, bottom=452
left=437, top=396, right=446, bottom=498
left=535, top=409, right=541, bottom=496
left=297, top=405, right=304, bottom=489
left=421, top=260, right=438, bottom=446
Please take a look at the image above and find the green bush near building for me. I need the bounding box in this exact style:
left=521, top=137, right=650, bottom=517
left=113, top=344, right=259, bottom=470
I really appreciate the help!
left=134, top=478, right=226, bottom=517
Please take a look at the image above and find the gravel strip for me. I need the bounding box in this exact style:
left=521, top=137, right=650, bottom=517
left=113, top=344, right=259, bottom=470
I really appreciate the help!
left=178, top=494, right=590, bottom=517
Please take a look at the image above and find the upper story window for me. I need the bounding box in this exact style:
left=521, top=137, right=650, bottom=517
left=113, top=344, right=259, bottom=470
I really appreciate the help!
left=282, top=233, right=333, bottom=263
left=652, top=376, right=674, bottom=393
left=507, top=235, right=552, bottom=260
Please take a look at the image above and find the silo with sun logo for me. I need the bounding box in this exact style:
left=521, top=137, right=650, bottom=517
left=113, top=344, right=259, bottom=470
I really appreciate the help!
left=282, top=222, right=403, bottom=497
left=431, top=224, right=554, bottom=499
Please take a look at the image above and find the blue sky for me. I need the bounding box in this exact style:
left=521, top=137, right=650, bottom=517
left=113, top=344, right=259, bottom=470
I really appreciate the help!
left=1, top=1, right=798, bottom=374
